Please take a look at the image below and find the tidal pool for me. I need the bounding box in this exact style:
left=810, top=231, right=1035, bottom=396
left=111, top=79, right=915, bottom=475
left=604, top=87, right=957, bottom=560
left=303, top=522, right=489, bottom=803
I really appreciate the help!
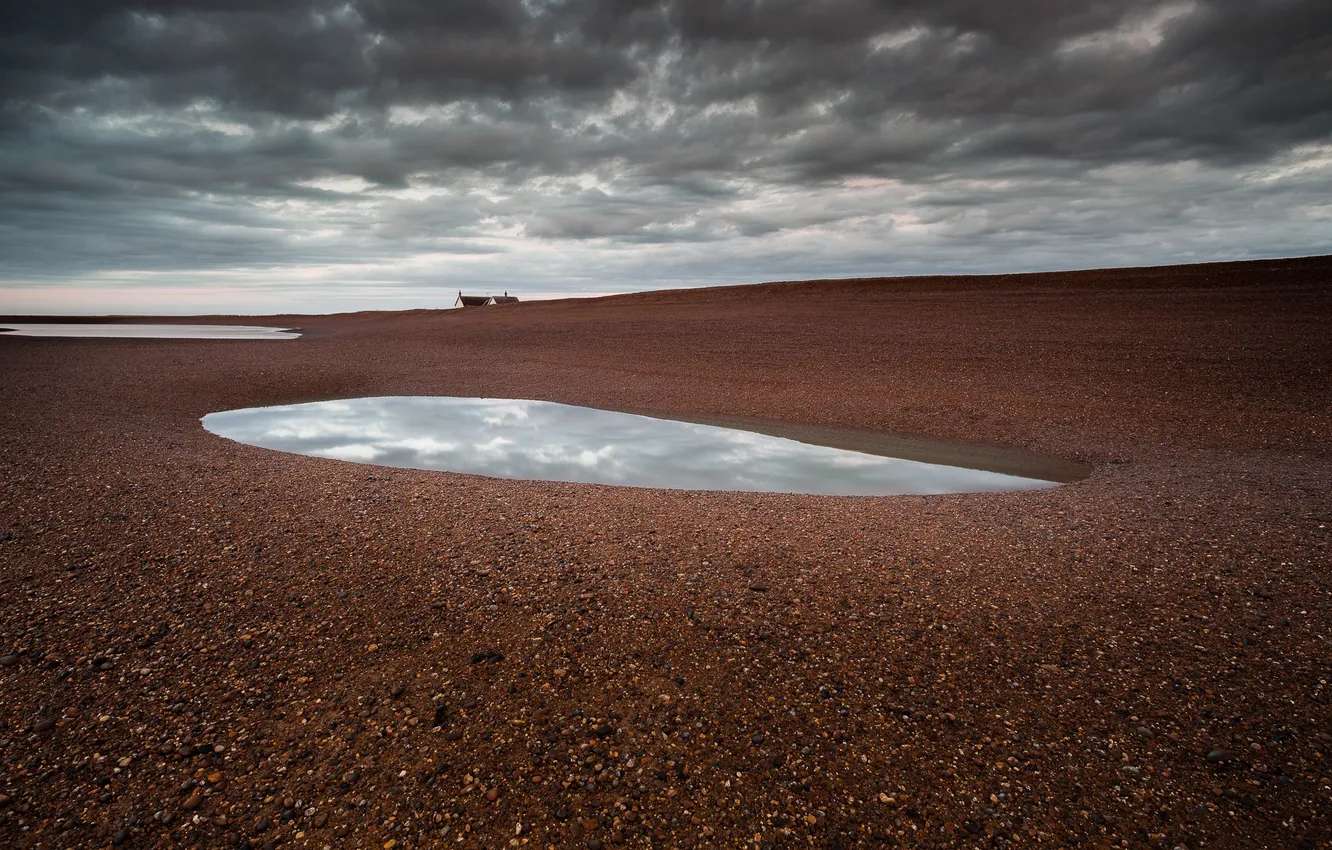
left=203, top=397, right=1062, bottom=496
left=0, top=323, right=299, bottom=339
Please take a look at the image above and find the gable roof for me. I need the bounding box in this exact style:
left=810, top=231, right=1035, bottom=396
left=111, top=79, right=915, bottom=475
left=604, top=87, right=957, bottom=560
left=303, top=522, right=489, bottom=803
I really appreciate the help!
left=455, top=295, right=493, bottom=307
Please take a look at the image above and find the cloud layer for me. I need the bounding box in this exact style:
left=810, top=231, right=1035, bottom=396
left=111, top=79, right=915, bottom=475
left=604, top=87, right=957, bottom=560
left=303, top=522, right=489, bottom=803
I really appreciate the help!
left=2, top=0, right=1330, bottom=312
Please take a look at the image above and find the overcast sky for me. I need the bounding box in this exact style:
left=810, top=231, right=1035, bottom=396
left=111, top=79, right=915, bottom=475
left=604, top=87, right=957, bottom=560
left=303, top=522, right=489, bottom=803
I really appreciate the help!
left=2, top=0, right=1329, bottom=314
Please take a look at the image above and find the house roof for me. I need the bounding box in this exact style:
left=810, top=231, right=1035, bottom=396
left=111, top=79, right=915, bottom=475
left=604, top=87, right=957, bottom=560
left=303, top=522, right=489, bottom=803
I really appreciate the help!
left=455, top=295, right=492, bottom=307
left=491, top=295, right=519, bottom=304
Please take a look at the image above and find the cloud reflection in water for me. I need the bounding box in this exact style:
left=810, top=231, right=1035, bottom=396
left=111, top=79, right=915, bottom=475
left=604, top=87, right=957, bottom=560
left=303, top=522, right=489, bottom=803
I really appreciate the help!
left=203, top=397, right=1058, bottom=496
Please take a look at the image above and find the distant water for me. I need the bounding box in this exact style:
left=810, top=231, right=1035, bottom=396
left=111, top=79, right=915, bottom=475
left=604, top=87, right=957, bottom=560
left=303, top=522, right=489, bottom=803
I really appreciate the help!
left=0, top=323, right=299, bottom=339
left=203, top=396, right=1060, bottom=496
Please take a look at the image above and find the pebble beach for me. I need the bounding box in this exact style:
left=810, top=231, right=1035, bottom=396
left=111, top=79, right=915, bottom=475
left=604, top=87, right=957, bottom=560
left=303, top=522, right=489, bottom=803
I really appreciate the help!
left=1, top=256, right=1329, bottom=849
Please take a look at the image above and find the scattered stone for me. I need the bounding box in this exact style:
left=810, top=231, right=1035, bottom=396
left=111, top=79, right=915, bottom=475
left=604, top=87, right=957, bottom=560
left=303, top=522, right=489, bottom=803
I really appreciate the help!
left=432, top=705, right=448, bottom=728
left=183, top=792, right=203, bottom=811
left=111, top=827, right=130, bottom=845
left=32, top=717, right=57, bottom=734
left=0, top=654, right=18, bottom=667
left=1206, top=749, right=1232, bottom=764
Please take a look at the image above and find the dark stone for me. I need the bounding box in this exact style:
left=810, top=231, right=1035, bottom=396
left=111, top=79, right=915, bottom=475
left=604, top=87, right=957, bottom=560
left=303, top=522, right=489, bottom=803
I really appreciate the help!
left=0, top=654, right=18, bottom=667
left=111, top=828, right=130, bottom=845
left=1206, top=749, right=1232, bottom=763
left=592, top=724, right=614, bottom=738
left=32, top=717, right=57, bottom=734
left=445, top=729, right=462, bottom=742
left=432, top=705, right=448, bottom=728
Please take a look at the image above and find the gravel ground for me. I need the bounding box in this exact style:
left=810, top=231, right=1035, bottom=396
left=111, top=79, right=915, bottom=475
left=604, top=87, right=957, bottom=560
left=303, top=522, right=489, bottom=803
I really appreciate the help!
left=1, top=257, right=1329, bottom=850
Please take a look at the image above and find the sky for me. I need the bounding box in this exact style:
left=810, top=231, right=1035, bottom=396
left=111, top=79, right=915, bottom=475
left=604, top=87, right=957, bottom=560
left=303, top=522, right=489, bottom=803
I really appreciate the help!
left=1, top=0, right=1330, bottom=315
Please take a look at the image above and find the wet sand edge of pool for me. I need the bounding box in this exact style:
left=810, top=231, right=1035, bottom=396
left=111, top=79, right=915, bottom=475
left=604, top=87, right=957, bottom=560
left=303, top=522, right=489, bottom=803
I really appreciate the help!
left=620, top=407, right=1091, bottom=483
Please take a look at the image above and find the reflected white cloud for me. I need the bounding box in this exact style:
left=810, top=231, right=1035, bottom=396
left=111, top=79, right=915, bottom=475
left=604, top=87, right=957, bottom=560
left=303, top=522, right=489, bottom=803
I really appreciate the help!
left=202, top=396, right=1060, bottom=496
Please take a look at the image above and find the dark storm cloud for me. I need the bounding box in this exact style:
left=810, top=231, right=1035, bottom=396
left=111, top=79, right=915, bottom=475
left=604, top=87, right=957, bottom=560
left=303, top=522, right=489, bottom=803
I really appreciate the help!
left=0, top=0, right=1329, bottom=310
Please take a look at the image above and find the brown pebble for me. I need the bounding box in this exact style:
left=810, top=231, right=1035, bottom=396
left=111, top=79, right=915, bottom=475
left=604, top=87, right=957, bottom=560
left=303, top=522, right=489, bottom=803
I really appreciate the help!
left=182, top=792, right=203, bottom=811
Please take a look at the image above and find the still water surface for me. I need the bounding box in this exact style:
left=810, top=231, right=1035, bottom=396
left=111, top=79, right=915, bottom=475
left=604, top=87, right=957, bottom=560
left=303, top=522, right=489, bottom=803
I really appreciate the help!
left=204, top=397, right=1059, bottom=496
left=0, top=323, right=298, bottom=339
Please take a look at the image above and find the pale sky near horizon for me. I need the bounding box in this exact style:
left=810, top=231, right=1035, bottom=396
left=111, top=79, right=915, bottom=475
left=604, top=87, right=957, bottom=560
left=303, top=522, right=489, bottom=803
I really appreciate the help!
left=2, top=1, right=1330, bottom=315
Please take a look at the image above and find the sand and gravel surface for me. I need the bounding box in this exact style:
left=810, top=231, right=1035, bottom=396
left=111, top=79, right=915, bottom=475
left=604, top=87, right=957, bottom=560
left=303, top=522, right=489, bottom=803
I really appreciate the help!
left=1, top=257, right=1329, bottom=850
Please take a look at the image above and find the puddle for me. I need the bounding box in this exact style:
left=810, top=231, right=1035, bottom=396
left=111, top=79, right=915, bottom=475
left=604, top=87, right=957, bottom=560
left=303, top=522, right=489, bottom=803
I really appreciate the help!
left=0, top=323, right=299, bottom=339
left=203, top=397, right=1065, bottom=496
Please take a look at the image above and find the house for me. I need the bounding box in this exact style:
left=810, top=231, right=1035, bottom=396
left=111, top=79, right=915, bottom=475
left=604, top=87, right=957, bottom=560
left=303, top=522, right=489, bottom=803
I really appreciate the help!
left=455, top=291, right=520, bottom=308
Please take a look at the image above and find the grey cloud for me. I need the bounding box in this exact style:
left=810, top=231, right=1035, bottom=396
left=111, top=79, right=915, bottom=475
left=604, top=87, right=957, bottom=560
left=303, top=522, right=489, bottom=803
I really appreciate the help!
left=0, top=0, right=1328, bottom=311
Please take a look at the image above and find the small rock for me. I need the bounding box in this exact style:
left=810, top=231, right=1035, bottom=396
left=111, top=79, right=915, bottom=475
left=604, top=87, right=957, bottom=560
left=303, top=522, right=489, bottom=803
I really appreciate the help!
left=0, top=654, right=18, bottom=667
left=183, top=792, right=203, bottom=811
left=111, top=827, right=130, bottom=845
left=313, top=812, right=328, bottom=828
left=751, top=733, right=766, bottom=745
left=432, top=705, right=448, bottom=728
left=485, top=788, right=499, bottom=802
left=32, top=717, right=57, bottom=734
left=445, top=729, right=463, bottom=742
left=0, top=793, right=10, bottom=808
left=1206, top=749, right=1232, bottom=763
